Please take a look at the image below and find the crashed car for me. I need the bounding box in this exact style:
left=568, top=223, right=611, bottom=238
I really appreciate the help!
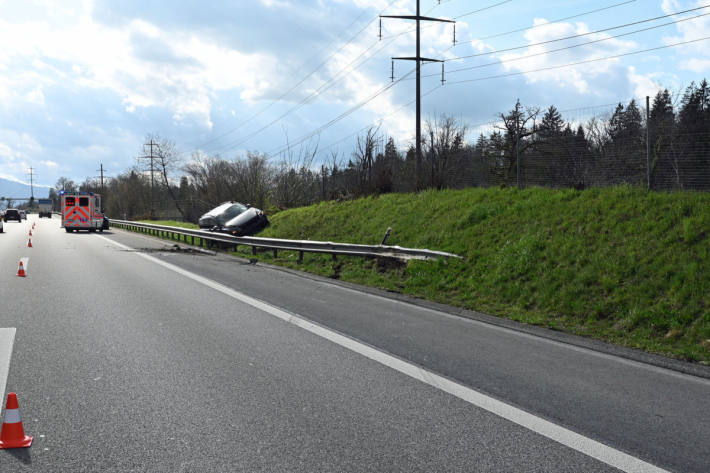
left=198, top=201, right=269, bottom=236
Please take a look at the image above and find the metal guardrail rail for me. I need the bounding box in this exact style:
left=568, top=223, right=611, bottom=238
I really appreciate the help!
left=108, top=219, right=461, bottom=262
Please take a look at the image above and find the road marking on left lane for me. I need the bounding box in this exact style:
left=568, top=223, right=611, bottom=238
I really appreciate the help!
left=98, top=235, right=669, bottom=473
left=0, top=328, right=17, bottom=399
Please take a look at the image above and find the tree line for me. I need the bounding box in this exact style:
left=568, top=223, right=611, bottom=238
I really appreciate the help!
left=52, top=79, right=709, bottom=221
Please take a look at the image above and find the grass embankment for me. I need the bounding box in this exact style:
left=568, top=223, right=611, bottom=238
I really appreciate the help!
left=140, top=186, right=710, bottom=363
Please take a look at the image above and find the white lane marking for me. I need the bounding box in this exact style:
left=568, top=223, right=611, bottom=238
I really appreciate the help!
left=99, top=235, right=668, bottom=473
left=0, top=328, right=17, bottom=401
left=113, top=225, right=707, bottom=385
left=295, top=269, right=710, bottom=386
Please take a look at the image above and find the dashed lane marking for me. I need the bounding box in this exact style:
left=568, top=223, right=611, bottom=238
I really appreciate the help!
left=0, top=328, right=16, bottom=400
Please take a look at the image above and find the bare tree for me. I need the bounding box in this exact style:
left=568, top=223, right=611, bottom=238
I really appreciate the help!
left=425, top=115, right=468, bottom=189
left=272, top=135, right=319, bottom=209
left=351, top=125, right=381, bottom=195
left=55, top=177, right=77, bottom=192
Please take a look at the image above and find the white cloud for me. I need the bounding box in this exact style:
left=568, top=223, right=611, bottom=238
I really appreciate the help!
left=681, top=58, right=710, bottom=72
left=0, top=9, right=282, bottom=129
left=627, top=66, right=663, bottom=99
left=661, top=0, right=710, bottom=71
left=496, top=19, right=637, bottom=94
left=40, top=160, right=59, bottom=168
left=0, top=142, right=13, bottom=158
left=26, top=87, right=45, bottom=104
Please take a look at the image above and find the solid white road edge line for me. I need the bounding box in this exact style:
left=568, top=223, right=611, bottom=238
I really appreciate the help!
left=99, top=235, right=668, bottom=473
left=329, top=276, right=710, bottom=385
left=0, top=328, right=17, bottom=402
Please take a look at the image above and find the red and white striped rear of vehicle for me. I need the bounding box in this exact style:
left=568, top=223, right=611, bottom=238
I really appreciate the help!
left=61, top=192, right=103, bottom=232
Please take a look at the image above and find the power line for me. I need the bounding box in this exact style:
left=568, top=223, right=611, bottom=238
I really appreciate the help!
left=210, top=0, right=458, bottom=156
left=444, top=35, right=710, bottom=86
left=415, top=11, right=710, bottom=79
left=188, top=0, right=401, bottom=154
left=204, top=34, right=402, bottom=157
left=267, top=68, right=417, bottom=157
left=205, top=0, right=462, bottom=158
left=447, top=0, right=637, bottom=49
left=443, top=4, right=710, bottom=62
left=453, top=0, right=513, bottom=20
left=192, top=1, right=458, bottom=160
left=379, top=0, right=509, bottom=41
left=316, top=84, right=443, bottom=157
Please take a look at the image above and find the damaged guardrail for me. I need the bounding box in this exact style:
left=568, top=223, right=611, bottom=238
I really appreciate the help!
left=108, top=219, right=460, bottom=262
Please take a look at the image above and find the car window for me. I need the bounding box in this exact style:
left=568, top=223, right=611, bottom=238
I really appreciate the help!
left=66, top=197, right=75, bottom=206
left=223, top=204, right=247, bottom=220
left=79, top=197, right=89, bottom=206
left=206, top=202, right=234, bottom=217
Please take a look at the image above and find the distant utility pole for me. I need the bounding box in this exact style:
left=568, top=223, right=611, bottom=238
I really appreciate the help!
left=141, top=139, right=158, bottom=218
left=96, top=163, right=107, bottom=194
left=27, top=167, right=35, bottom=199
left=380, top=1, right=454, bottom=190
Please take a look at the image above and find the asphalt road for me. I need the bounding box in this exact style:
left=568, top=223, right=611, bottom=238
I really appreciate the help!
left=0, top=216, right=708, bottom=472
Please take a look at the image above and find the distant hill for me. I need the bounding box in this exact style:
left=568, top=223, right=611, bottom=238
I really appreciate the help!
left=0, top=177, right=50, bottom=204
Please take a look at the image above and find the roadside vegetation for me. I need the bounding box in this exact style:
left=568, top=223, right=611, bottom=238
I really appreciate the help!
left=143, top=186, right=710, bottom=364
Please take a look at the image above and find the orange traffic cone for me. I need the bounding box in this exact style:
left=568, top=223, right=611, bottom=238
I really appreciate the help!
left=0, top=393, right=32, bottom=449
left=29, top=230, right=32, bottom=237
left=27, top=238, right=32, bottom=248
left=17, top=261, right=26, bottom=277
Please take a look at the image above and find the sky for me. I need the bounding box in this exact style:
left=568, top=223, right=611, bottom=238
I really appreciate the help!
left=0, top=0, right=709, bottom=189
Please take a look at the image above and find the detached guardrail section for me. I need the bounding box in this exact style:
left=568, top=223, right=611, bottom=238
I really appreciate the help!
left=108, top=219, right=460, bottom=262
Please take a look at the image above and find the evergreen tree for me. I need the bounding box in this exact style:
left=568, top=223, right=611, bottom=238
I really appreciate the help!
left=538, top=106, right=564, bottom=139
left=676, top=80, right=710, bottom=189
left=649, top=89, right=676, bottom=189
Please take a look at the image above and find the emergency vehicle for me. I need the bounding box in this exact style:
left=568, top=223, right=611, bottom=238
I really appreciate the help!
left=60, top=191, right=105, bottom=232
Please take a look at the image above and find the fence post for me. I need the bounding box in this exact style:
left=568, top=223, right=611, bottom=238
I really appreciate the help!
left=516, top=125, right=521, bottom=188
left=646, top=95, right=651, bottom=190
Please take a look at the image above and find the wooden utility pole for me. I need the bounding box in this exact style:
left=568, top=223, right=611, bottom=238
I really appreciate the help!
left=381, top=1, right=454, bottom=190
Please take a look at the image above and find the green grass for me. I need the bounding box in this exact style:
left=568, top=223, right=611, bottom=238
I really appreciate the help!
left=137, top=187, right=710, bottom=363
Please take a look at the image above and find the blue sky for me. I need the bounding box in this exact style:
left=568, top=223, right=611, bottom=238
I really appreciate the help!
left=0, top=0, right=708, bottom=189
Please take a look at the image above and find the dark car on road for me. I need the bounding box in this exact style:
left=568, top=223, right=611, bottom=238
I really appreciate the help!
left=198, top=201, right=269, bottom=236
left=3, top=208, right=21, bottom=222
